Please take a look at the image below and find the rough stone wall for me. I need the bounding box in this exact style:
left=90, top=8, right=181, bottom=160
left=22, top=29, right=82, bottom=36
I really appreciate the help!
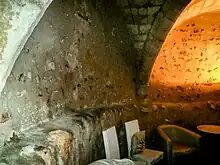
left=0, top=0, right=138, bottom=132
left=2, top=0, right=220, bottom=164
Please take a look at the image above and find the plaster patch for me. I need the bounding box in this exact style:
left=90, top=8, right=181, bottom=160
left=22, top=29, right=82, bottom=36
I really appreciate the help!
left=20, top=102, right=49, bottom=131
left=46, top=61, right=55, bottom=71
left=20, top=145, right=35, bottom=156
left=27, top=72, right=32, bottom=79
left=16, top=90, right=27, bottom=97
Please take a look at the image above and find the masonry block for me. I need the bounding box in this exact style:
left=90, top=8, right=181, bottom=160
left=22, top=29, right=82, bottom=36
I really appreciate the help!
left=117, top=0, right=129, bottom=6
left=144, top=34, right=163, bottom=56
left=134, top=42, right=144, bottom=49
left=133, top=0, right=148, bottom=6
left=139, top=25, right=151, bottom=34
left=150, top=12, right=173, bottom=41
left=150, top=0, right=165, bottom=6
left=123, top=8, right=138, bottom=16
left=139, top=8, right=148, bottom=16
left=140, top=16, right=155, bottom=25
left=134, top=35, right=148, bottom=41
left=127, top=24, right=139, bottom=35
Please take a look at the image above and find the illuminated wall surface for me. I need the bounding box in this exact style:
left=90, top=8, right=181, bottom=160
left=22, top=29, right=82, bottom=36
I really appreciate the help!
left=148, top=10, right=220, bottom=103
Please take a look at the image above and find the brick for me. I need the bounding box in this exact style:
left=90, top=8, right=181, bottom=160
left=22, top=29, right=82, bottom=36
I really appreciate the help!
left=123, top=8, right=138, bottom=16
left=131, top=8, right=138, bottom=15
left=139, top=25, right=151, bottom=34
left=148, top=6, right=160, bottom=15
left=140, top=16, right=155, bottom=25
left=134, top=35, right=147, bottom=41
left=139, top=8, right=148, bottom=16
left=134, top=42, right=144, bottom=49
left=133, top=0, right=147, bottom=6
left=117, top=0, right=129, bottom=6
left=144, top=37, right=162, bottom=56
left=150, top=0, right=165, bottom=6
left=123, top=8, right=131, bottom=15
left=150, top=12, right=173, bottom=41
left=127, top=24, right=139, bottom=35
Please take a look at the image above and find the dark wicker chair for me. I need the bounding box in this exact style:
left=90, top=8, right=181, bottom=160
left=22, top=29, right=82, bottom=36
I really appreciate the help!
left=155, top=124, right=201, bottom=165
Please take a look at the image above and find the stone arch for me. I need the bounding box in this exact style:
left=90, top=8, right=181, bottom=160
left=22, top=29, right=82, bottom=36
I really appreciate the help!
left=116, top=0, right=192, bottom=97
left=147, top=0, right=220, bottom=110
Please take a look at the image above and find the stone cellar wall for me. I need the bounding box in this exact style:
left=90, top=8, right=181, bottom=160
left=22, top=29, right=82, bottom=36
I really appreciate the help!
left=1, top=0, right=220, bottom=165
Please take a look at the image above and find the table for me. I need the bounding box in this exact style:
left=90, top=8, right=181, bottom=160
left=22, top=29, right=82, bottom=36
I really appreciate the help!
left=197, top=125, right=220, bottom=134
left=197, top=125, right=220, bottom=164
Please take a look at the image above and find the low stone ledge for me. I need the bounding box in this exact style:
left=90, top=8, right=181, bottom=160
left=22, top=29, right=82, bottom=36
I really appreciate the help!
left=0, top=128, right=73, bottom=165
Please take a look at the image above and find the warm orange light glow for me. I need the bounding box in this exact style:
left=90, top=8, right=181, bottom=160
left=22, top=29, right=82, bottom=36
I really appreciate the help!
left=148, top=11, right=220, bottom=105
left=171, top=0, right=220, bottom=32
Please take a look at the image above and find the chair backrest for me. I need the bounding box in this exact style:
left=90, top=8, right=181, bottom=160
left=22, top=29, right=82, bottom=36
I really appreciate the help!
left=102, top=126, right=120, bottom=159
left=158, top=124, right=201, bottom=145
left=125, top=120, right=140, bottom=157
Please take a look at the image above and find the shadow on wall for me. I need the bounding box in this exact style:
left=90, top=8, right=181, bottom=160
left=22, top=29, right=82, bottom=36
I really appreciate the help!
left=92, top=0, right=139, bottom=89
